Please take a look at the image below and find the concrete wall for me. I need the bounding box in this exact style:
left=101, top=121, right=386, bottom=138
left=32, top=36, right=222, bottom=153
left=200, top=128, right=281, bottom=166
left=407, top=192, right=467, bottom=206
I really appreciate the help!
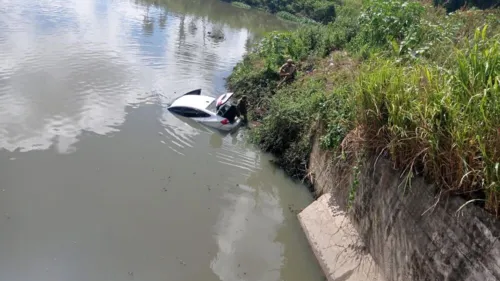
left=298, top=193, right=383, bottom=281
left=308, top=136, right=500, bottom=281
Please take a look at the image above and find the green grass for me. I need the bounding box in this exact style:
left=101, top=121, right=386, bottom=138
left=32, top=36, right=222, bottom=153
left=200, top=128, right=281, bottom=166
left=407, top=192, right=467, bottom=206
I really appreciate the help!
left=357, top=29, right=500, bottom=211
left=228, top=0, right=500, bottom=215
left=231, top=1, right=251, bottom=9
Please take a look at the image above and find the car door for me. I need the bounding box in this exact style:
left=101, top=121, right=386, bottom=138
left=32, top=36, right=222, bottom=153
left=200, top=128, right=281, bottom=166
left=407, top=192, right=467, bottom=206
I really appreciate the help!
left=169, top=106, right=223, bottom=129
left=192, top=109, right=224, bottom=129
left=186, top=108, right=226, bottom=130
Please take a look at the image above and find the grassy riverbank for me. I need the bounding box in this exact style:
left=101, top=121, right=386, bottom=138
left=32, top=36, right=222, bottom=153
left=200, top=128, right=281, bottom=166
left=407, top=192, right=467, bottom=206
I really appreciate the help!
left=228, top=0, right=500, bottom=214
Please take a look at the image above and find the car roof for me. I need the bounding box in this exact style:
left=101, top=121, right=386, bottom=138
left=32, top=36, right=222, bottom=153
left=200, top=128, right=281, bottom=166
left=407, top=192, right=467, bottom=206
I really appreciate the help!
left=170, top=95, right=215, bottom=110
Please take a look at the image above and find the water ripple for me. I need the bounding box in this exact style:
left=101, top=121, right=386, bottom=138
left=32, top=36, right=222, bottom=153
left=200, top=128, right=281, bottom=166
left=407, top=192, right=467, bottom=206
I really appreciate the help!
left=209, top=136, right=260, bottom=175
left=163, top=125, right=195, bottom=149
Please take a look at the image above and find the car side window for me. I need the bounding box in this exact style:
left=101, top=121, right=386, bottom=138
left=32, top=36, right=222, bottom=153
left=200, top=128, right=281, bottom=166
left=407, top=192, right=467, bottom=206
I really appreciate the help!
left=170, top=107, right=189, bottom=116
left=192, top=109, right=211, bottom=118
left=170, top=107, right=210, bottom=118
left=169, top=107, right=183, bottom=114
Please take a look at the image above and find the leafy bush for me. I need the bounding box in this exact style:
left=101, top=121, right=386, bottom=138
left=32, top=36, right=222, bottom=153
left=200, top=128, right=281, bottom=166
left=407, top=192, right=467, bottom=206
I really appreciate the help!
left=355, top=0, right=425, bottom=55
left=227, top=56, right=279, bottom=119
left=256, top=31, right=302, bottom=67
left=295, top=25, right=335, bottom=57
left=254, top=25, right=343, bottom=67
left=253, top=77, right=329, bottom=178
left=326, top=3, right=361, bottom=50
left=319, top=84, right=355, bottom=149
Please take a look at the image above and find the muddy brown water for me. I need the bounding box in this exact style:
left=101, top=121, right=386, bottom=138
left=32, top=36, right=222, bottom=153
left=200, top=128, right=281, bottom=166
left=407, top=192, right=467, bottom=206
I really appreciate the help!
left=0, top=0, right=324, bottom=280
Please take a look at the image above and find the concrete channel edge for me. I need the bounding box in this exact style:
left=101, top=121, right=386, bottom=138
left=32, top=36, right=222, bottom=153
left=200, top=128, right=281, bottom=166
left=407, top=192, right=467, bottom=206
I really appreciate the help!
left=298, top=193, right=384, bottom=281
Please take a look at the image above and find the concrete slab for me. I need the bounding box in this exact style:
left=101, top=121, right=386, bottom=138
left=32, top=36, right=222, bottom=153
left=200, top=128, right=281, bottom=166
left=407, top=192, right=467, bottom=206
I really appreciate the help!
left=298, top=193, right=384, bottom=281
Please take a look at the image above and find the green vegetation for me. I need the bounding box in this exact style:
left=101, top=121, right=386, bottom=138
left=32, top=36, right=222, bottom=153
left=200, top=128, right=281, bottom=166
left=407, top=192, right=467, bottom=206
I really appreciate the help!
left=276, top=11, right=318, bottom=25
left=227, top=0, right=500, bottom=214
left=222, top=0, right=336, bottom=24
left=231, top=1, right=251, bottom=9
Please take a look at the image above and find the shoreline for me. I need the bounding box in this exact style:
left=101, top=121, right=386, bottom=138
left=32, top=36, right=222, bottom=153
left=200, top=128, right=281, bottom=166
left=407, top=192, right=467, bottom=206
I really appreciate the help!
left=224, top=0, right=500, bottom=279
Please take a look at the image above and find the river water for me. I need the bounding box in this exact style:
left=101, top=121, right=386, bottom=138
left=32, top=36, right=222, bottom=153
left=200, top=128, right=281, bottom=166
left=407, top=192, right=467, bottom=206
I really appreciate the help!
left=0, top=0, right=324, bottom=280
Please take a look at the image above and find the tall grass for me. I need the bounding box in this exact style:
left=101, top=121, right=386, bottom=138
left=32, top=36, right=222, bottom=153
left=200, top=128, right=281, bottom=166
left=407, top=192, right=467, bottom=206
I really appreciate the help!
left=356, top=26, right=500, bottom=213
left=227, top=0, right=500, bottom=214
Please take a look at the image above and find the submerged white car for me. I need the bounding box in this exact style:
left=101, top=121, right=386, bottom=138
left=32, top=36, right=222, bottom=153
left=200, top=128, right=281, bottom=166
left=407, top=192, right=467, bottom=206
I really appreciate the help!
left=167, top=89, right=242, bottom=132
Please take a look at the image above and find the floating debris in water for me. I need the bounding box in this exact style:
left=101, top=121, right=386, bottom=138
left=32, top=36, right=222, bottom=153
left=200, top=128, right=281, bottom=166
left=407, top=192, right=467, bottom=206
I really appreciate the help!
left=176, top=257, right=187, bottom=266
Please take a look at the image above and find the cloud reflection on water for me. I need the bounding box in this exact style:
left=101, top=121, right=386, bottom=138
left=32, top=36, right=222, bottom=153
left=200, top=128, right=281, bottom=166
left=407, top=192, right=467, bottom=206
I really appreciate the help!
left=0, top=0, right=255, bottom=153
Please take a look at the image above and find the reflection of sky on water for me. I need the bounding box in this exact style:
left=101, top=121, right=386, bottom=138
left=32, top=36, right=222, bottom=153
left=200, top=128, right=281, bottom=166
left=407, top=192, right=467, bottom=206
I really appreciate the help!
left=0, top=2, right=324, bottom=281
left=0, top=0, right=259, bottom=153
left=211, top=188, right=285, bottom=281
